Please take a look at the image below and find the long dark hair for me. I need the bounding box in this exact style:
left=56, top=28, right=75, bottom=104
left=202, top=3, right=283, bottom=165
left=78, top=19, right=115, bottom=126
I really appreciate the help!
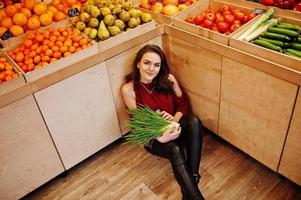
left=125, top=44, right=173, bottom=93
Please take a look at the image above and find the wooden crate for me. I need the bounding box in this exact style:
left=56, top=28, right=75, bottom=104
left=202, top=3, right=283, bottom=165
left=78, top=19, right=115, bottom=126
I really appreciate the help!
left=0, top=51, right=26, bottom=96
left=174, top=0, right=261, bottom=45
left=132, top=0, right=201, bottom=25
left=97, top=20, right=157, bottom=52
left=229, top=15, right=301, bottom=72
left=3, top=29, right=98, bottom=83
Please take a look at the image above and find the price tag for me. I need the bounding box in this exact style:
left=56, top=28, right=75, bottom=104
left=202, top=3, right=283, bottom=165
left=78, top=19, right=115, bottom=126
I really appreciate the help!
left=68, top=8, right=79, bottom=17
left=1, top=30, right=12, bottom=40
left=254, top=9, right=264, bottom=14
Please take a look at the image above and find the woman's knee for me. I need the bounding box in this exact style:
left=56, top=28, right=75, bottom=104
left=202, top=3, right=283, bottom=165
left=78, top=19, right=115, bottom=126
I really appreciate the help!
left=167, top=142, right=186, bottom=165
left=183, top=114, right=203, bottom=133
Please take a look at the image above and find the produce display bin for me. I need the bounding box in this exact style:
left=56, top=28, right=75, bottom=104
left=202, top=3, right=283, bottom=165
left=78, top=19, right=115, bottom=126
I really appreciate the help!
left=229, top=15, right=301, bottom=72
left=173, top=0, right=261, bottom=45
left=132, top=0, right=201, bottom=25
left=97, top=20, right=157, bottom=51
left=0, top=51, right=26, bottom=96
left=3, top=28, right=98, bottom=83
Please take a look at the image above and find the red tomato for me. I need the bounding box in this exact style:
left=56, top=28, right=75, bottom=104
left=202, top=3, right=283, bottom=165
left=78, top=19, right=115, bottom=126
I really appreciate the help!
left=193, top=15, right=204, bottom=25
left=294, top=2, right=301, bottom=12
left=205, top=12, right=216, bottom=22
left=205, top=9, right=217, bottom=15
left=212, top=26, right=219, bottom=32
left=185, top=17, right=195, bottom=24
left=234, top=20, right=241, bottom=25
left=201, top=19, right=214, bottom=29
left=215, top=13, right=224, bottom=23
left=222, top=10, right=232, bottom=16
left=224, top=14, right=235, bottom=25
left=234, top=11, right=245, bottom=22
left=217, top=21, right=230, bottom=33
left=246, top=12, right=257, bottom=22
left=229, top=23, right=241, bottom=33
left=220, top=5, right=232, bottom=14
left=261, top=0, right=275, bottom=6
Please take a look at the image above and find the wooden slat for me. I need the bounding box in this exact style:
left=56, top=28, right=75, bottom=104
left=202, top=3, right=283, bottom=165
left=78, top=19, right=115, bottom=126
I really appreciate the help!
left=278, top=89, right=301, bottom=185
left=219, top=57, right=298, bottom=170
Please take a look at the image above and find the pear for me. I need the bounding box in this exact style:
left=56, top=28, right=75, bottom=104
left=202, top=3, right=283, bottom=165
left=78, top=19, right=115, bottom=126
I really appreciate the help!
left=98, top=20, right=110, bottom=41
left=128, top=17, right=138, bottom=28
left=88, top=17, right=100, bottom=28
left=76, top=21, right=86, bottom=31
left=109, top=4, right=115, bottom=10
left=136, top=17, right=141, bottom=25
left=108, top=26, right=121, bottom=36
left=69, top=16, right=80, bottom=25
left=128, top=9, right=141, bottom=18
left=84, top=27, right=92, bottom=35
left=100, top=7, right=111, bottom=16
left=112, top=5, right=122, bottom=15
left=114, top=19, right=125, bottom=31
left=103, top=14, right=115, bottom=26
left=79, top=12, right=91, bottom=23
left=89, top=28, right=98, bottom=39
left=141, top=12, right=152, bottom=23
left=123, top=1, right=134, bottom=11
left=119, top=10, right=130, bottom=22
left=90, top=6, right=101, bottom=17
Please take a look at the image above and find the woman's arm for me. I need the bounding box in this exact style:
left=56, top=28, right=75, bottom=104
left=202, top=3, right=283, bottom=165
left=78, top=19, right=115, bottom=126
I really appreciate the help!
left=121, top=82, right=137, bottom=110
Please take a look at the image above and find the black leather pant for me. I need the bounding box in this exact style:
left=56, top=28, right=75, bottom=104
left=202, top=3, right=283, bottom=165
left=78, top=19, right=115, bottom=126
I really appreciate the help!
left=144, top=114, right=204, bottom=200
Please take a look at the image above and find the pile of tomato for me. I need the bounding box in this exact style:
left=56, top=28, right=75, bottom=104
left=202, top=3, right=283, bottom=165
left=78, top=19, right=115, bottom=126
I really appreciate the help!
left=185, top=5, right=257, bottom=34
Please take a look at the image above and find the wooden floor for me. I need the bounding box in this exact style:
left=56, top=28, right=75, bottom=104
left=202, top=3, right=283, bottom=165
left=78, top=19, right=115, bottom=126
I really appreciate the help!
left=22, top=131, right=301, bottom=200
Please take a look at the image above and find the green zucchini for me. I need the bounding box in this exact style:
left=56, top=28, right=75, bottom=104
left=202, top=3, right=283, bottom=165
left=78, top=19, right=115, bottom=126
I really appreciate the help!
left=261, top=32, right=291, bottom=41
left=286, top=49, right=301, bottom=57
left=253, top=39, right=283, bottom=52
left=277, top=23, right=301, bottom=31
left=258, top=37, right=289, bottom=47
left=267, top=27, right=299, bottom=38
left=291, top=43, right=301, bottom=51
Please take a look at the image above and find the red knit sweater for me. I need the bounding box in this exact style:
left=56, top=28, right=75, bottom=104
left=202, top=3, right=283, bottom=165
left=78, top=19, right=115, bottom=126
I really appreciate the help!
left=134, top=82, right=190, bottom=116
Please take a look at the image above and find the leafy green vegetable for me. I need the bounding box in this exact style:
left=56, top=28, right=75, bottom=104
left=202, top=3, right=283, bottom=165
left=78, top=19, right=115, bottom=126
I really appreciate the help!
left=124, top=106, right=178, bottom=144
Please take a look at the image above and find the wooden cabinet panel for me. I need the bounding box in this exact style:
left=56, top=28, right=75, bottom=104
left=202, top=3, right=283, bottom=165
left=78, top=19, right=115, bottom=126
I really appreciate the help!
left=279, top=90, right=301, bottom=185
left=167, top=37, right=222, bottom=133
left=34, top=62, right=121, bottom=170
left=0, top=95, right=64, bottom=200
left=106, top=36, right=162, bottom=134
left=219, top=58, right=297, bottom=171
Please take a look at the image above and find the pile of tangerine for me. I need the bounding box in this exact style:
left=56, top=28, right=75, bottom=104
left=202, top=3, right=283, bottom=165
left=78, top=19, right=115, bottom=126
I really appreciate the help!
left=7, top=27, right=92, bottom=73
left=0, top=56, right=19, bottom=84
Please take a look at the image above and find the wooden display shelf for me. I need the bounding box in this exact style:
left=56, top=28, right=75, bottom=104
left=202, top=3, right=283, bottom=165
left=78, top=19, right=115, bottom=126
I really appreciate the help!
left=0, top=51, right=26, bottom=96
left=230, top=15, right=301, bottom=73
left=173, top=0, right=260, bottom=45
left=97, top=20, right=157, bottom=52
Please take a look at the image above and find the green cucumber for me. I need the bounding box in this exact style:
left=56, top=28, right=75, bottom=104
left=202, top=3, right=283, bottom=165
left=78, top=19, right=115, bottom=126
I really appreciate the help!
left=291, top=43, right=301, bottom=51
left=286, top=49, right=301, bottom=57
left=284, top=51, right=300, bottom=58
left=276, top=23, right=301, bottom=31
left=253, top=39, right=283, bottom=52
left=261, top=32, right=291, bottom=41
left=267, top=27, right=299, bottom=38
left=258, top=37, right=289, bottom=47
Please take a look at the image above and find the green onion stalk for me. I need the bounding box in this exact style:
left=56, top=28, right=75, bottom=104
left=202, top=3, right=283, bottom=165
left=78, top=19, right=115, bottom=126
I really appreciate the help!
left=124, top=106, right=179, bottom=144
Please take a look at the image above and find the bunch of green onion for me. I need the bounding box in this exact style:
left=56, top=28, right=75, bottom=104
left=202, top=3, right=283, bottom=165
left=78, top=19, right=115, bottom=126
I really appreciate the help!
left=124, top=106, right=178, bottom=144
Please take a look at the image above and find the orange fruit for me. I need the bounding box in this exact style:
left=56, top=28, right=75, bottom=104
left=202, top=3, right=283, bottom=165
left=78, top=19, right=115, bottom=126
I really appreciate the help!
left=20, top=8, right=32, bottom=18
left=15, top=52, right=24, bottom=62
left=29, top=51, right=37, bottom=58
left=39, top=13, right=53, bottom=26
left=27, top=17, right=41, bottom=30
left=27, top=33, right=35, bottom=40
left=69, top=46, right=76, bottom=53
left=1, top=17, right=14, bottom=29
left=45, top=49, right=53, bottom=57
left=59, top=46, right=68, bottom=53
left=64, top=51, right=71, bottom=57
left=0, top=10, right=6, bottom=20
left=65, top=0, right=76, bottom=6
left=51, top=0, right=61, bottom=7
left=53, top=11, right=66, bottom=22
left=33, top=2, right=48, bottom=16
left=5, top=5, right=17, bottom=17
left=33, top=55, right=41, bottom=64
left=53, top=51, right=62, bottom=59
left=24, top=39, right=33, bottom=48
left=13, top=13, right=28, bottom=26
left=51, top=45, right=59, bottom=52
left=24, top=0, right=36, bottom=10
left=10, top=25, right=24, bottom=36
left=48, top=6, right=58, bottom=14
left=36, top=34, right=44, bottom=42
left=56, top=3, right=64, bottom=11
left=14, top=3, right=23, bottom=10
left=0, top=27, right=7, bottom=37
left=0, top=57, right=6, bottom=63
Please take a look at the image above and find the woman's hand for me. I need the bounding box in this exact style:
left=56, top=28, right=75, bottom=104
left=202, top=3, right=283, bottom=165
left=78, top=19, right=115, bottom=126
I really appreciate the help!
left=160, top=111, right=174, bottom=121
left=156, top=123, right=181, bottom=143
left=168, top=74, right=182, bottom=97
